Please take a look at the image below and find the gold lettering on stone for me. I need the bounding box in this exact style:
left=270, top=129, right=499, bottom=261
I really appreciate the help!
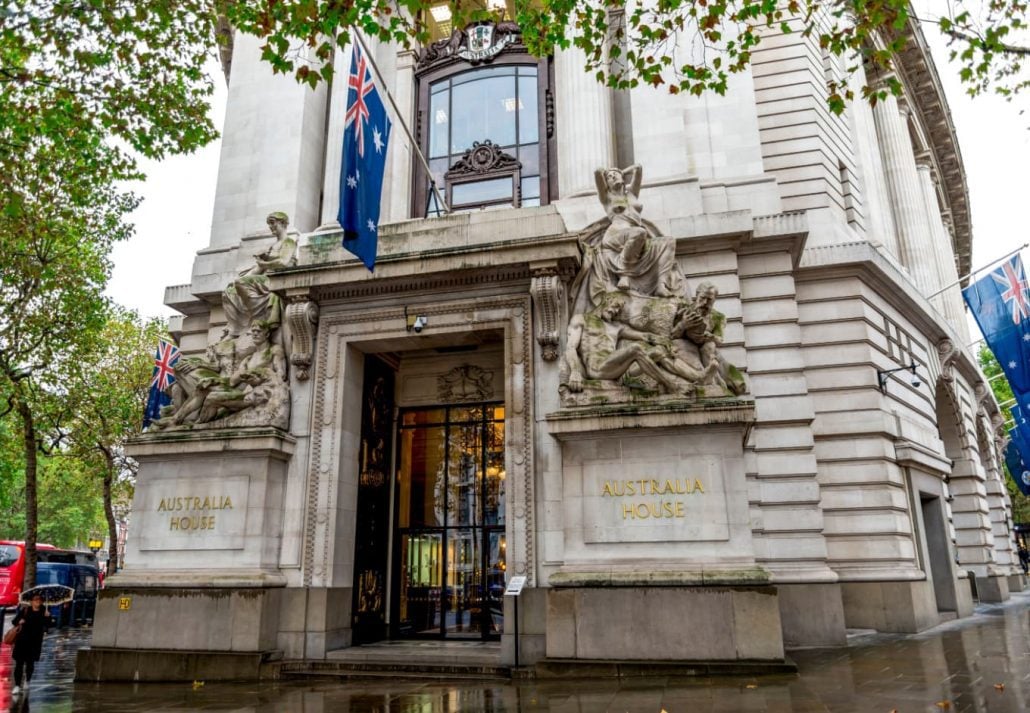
left=604, top=478, right=704, bottom=521
left=162, top=494, right=234, bottom=531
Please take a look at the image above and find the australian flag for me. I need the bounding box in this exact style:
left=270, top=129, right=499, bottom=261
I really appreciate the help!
left=963, top=255, right=1030, bottom=395
left=143, top=339, right=179, bottom=428
left=1006, top=412, right=1030, bottom=496
left=338, top=43, right=392, bottom=271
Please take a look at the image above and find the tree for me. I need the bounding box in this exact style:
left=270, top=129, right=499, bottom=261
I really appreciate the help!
left=227, top=0, right=1030, bottom=112
left=978, top=346, right=1030, bottom=524
left=1, top=1, right=219, bottom=164
left=65, top=308, right=165, bottom=573
left=0, top=133, right=136, bottom=587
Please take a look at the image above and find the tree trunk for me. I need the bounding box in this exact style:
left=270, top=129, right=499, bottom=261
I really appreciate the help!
left=101, top=447, right=119, bottom=573
left=17, top=398, right=38, bottom=590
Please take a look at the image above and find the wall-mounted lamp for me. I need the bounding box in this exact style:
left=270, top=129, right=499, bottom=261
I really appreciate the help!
left=405, top=306, right=428, bottom=334
left=877, top=362, right=920, bottom=393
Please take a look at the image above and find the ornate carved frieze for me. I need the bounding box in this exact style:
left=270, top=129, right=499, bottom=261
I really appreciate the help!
left=445, top=140, right=520, bottom=179
left=530, top=264, right=565, bottom=361
left=285, top=294, right=319, bottom=381
left=416, top=21, right=523, bottom=74
left=437, top=364, right=495, bottom=402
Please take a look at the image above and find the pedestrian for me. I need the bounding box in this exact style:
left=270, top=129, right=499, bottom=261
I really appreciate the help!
left=1019, top=545, right=1029, bottom=575
left=9, top=593, right=50, bottom=696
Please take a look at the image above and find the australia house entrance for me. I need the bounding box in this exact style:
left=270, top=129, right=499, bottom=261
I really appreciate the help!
left=350, top=347, right=510, bottom=645
left=392, top=403, right=506, bottom=639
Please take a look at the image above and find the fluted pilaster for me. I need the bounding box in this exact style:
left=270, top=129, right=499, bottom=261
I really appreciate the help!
left=554, top=44, right=615, bottom=196
left=383, top=50, right=415, bottom=224
left=320, top=45, right=351, bottom=227
left=916, top=158, right=968, bottom=339
left=872, top=94, right=937, bottom=293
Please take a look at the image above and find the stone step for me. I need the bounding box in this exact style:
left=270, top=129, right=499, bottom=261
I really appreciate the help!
left=533, top=658, right=798, bottom=679
left=276, top=659, right=510, bottom=680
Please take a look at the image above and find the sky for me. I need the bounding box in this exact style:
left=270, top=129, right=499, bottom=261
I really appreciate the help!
left=104, top=28, right=1030, bottom=321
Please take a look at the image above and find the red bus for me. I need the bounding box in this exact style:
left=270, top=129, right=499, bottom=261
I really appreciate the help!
left=0, top=541, right=56, bottom=608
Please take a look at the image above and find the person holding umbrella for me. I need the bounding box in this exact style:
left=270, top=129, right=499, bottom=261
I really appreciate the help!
left=9, top=592, right=51, bottom=695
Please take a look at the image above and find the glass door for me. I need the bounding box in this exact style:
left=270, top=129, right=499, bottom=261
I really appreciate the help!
left=393, top=404, right=505, bottom=639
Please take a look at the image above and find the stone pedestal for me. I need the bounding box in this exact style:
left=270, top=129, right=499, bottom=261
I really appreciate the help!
left=545, top=575, right=784, bottom=663
left=542, top=400, right=786, bottom=665
left=975, top=573, right=1011, bottom=603
left=77, top=429, right=295, bottom=681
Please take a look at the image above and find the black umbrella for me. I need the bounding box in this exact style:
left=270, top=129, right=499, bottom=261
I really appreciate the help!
left=19, top=585, right=74, bottom=606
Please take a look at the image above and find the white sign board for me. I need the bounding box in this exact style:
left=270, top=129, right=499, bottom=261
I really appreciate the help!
left=504, top=575, right=527, bottom=597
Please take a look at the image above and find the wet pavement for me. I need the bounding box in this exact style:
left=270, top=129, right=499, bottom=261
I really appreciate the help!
left=0, top=593, right=1029, bottom=712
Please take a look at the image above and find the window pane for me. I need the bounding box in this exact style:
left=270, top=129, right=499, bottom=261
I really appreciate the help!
left=447, top=421, right=482, bottom=527
left=522, top=197, right=540, bottom=208
left=451, top=406, right=485, bottom=423
left=398, top=533, right=442, bottom=635
left=445, top=530, right=482, bottom=635
left=452, top=177, right=514, bottom=205
left=397, top=426, right=446, bottom=527
left=485, top=420, right=505, bottom=525
left=518, top=75, right=538, bottom=144
left=429, top=87, right=450, bottom=159
left=521, top=175, right=540, bottom=201
left=486, top=531, right=506, bottom=635
left=451, top=74, right=517, bottom=152
left=402, top=409, right=446, bottom=427
left=452, top=65, right=516, bottom=86
left=517, top=143, right=539, bottom=177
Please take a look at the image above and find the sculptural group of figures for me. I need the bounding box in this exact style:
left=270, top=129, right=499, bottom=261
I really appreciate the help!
left=152, top=212, right=296, bottom=431
left=560, top=166, right=747, bottom=403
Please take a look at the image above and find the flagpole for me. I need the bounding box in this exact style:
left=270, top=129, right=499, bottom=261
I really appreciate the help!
left=350, top=31, right=450, bottom=215
left=925, top=243, right=1029, bottom=300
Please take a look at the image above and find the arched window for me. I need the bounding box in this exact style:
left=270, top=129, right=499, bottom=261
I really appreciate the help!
left=413, top=21, right=555, bottom=216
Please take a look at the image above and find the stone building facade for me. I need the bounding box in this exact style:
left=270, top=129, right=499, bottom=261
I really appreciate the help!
left=81, top=10, right=1023, bottom=680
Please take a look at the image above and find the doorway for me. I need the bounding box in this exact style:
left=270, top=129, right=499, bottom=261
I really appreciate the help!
left=391, top=403, right=506, bottom=640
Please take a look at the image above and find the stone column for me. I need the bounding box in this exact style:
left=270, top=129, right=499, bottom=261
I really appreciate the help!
left=208, top=32, right=328, bottom=247
left=916, top=157, right=968, bottom=340
left=554, top=44, right=615, bottom=197
left=871, top=93, right=937, bottom=293
left=319, top=44, right=351, bottom=228
left=383, top=50, right=416, bottom=224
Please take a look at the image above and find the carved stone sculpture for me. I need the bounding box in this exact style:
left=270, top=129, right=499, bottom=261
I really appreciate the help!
left=559, top=166, right=747, bottom=406
left=150, top=212, right=295, bottom=432
left=223, top=212, right=297, bottom=337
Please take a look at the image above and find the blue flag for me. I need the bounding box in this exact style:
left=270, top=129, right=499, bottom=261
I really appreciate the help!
left=338, top=43, right=392, bottom=271
left=143, top=339, right=179, bottom=428
left=962, top=255, right=1030, bottom=393
left=1006, top=429, right=1030, bottom=496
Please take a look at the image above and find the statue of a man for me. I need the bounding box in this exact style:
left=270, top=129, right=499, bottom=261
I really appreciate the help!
left=682, top=282, right=746, bottom=395
left=223, top=211, right=297, bottom=337
left=564, top=294, right=682, bottom=394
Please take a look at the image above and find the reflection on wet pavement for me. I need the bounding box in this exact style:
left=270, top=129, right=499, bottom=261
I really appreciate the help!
left=3, top=593, right=1030, bottom=712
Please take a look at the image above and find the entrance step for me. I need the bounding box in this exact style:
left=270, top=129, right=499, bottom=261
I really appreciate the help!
left=533, top=658, right=798, bottom=679
left=279, top=641, right=508, bottom=680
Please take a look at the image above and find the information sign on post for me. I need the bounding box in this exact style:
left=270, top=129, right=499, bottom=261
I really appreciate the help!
left=505, top=575, right=527, bottom=597
left=504, top=575, right=527, bottom=669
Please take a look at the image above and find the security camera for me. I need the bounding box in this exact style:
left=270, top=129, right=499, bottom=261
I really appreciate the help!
left=911, top=373, right=921, bottom=388
left=412, top=315, right=428, bottom=333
